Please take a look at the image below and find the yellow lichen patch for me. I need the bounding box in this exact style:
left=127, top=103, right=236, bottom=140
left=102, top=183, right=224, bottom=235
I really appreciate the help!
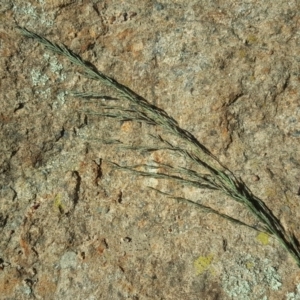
left=53, top=193, right=64, bottom=212
left=256, top=232, right=270, bottom=245
left=194, top=254, right=214, bottom=275
left=245, top=261, right=254, bottom=270
left=246, top=34, right=258, bottom=44
left=237, top=49, right=248, bottom=59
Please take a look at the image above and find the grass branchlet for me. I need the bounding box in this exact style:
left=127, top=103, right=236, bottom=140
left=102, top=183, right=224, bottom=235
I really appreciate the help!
left=18, top=26, right=300, bottom=267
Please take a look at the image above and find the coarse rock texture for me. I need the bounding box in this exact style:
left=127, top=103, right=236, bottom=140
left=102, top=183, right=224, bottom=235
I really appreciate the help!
left=1, top=1, right=300, bottom=299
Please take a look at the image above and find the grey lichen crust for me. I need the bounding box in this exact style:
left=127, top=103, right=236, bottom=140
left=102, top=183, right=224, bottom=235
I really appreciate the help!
left=221, top=253, right=281, bottom=299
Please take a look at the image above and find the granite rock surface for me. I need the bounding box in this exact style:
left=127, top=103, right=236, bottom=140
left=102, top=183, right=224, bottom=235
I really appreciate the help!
left=1, top=1, right=300, bottom=299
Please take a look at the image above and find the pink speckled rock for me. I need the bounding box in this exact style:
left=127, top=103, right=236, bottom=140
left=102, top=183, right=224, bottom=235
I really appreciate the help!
left=1, top=1, right=300, bottom=299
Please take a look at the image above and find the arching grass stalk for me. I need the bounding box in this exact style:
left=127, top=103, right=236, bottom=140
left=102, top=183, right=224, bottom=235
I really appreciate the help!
left=18, top=27, right=300, bottom=267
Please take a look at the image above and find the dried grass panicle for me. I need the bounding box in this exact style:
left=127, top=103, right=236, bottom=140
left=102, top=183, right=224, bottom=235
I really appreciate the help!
left=18, top=26, right=300, bottom=268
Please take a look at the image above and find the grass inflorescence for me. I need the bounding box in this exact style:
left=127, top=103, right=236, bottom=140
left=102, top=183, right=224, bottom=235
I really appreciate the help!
left=18, top=26, right=300, bottom=268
